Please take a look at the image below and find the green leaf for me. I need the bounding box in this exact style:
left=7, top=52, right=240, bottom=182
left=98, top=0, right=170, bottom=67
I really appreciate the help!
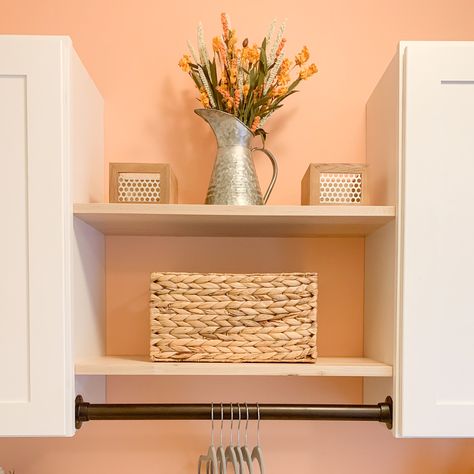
left=287, top=78, right=301, bottom=93
left=254, top=128, right=267, bottom=144
left=272, top=89, right=299, bottom=107
left=259, top=38, right=268, bottom=71
left=191, top=72, right=202, bottom=88
left=252, top=94, right=273, bottom=108
left=209, top=59, right=217, bottom=87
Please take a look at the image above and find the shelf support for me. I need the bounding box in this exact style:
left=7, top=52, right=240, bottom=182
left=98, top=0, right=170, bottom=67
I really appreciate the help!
left=75, top=395, right=392, bottom=430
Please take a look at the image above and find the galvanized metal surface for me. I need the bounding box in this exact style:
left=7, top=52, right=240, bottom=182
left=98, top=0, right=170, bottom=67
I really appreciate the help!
left=195, top=109, right=278, bottom=205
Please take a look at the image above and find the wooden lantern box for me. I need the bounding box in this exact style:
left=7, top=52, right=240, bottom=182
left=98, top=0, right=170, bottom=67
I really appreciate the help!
left=109, top=163, right=178, bottom=204
left=301, top=163, right=368, bottom=205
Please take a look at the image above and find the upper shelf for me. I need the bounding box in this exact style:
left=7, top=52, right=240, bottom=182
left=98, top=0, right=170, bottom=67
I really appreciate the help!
left=75, top=355, right=393, bottom=377
left=73, top=204, right=395, bottom=237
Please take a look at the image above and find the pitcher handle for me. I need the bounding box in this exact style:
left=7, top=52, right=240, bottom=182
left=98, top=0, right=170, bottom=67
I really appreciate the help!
left=251, top=147, right=278, bottom=204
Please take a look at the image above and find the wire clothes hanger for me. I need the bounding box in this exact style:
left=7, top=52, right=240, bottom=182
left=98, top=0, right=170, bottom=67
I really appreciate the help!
left=239, top=404, right=254, bottom=474
left=251, top=404, right=265, bottom=474
left=198, top=402, right=218, bottom=474
left=217, top=403, right=227, bottom=474
left=225, top=403, right=240, bottom=474
left=234, top=404, right=246, bottom=474
left=237, top=403, right=253, bottom=474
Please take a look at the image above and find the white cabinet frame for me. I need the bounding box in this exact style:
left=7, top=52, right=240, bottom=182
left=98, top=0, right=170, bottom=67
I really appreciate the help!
left=0, top=36, right=104, bottom=436
left=365, top=41, right=474, bottom=437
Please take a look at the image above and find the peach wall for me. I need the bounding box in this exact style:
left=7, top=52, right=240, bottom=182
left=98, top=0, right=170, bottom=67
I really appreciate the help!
left=106, top=236, right=364, bottom=357
left=1, top=0, right=474, bottom=472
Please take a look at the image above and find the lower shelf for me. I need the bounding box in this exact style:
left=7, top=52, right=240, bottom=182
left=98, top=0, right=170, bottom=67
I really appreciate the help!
left=75, top=356, right=392, bottom=377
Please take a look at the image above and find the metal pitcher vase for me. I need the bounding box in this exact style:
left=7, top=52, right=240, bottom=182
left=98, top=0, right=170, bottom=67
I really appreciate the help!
left=195, top=109, right=278, bottom=205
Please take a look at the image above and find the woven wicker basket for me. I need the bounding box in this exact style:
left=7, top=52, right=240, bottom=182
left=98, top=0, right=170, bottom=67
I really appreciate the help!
left=150, top=272, right=318, bottom=363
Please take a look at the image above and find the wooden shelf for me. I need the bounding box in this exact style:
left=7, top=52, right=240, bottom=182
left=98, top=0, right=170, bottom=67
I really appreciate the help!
left=75, top=355, right=392, bottom=377
left=73, top=203, right=395, bottom=237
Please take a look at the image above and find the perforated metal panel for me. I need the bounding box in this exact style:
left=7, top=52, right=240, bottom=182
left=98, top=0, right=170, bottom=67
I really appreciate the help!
left=319, top=173, right=362, bottom=204
left=117, top=172, right=161, bottom=203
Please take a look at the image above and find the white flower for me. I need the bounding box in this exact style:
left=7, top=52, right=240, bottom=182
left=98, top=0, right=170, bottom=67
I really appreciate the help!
left=187, top=40, right=200, bottom=65
left=268, top=19, right=286, bottom=66
left=266, top=19, right=276, bottom=45
left=264, top=46, right=286, bottom=95
left=197, top=67, right=216, bottom=108
left=237, top=54, right=244, bottom=93
left=197, top=22, right=210, bottom=75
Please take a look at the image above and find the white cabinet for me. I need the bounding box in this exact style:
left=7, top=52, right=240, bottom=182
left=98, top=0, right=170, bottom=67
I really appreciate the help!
left=0, top=36, right=104, bottom=436
left=366, top=41, right=474, bottom=437
left=2, top=37, right=473, bottom=438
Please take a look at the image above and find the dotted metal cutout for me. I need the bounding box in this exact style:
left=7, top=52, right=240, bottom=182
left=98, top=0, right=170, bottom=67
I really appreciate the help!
left=320, top=173, right=362, bottom=204
left=117, top=172, right=161, bottom=203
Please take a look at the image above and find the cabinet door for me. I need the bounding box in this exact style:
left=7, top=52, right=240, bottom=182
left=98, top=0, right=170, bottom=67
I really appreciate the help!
left=0, top=37, right=74, bottom=436
left=399, top=43, right=474, bottom=437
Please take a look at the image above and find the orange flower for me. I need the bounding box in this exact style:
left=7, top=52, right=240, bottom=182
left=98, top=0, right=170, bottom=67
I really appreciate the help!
left=216, top=84, right=230, bottom=99
left=271, top=86, right=288, bottom=97
left=229, top=57, right=238, bottom=85
left=279, top=57, right=291, bottom=73
left=277, top=72, right=290, bottom=85
left=277, top=58, right=291, bottom=85
left=221, top=13, right=230, bottom=41
left=295, top=45, right=310, bottom=66
left=242, top=83, right=250, bottom=98
left=212, top=36, right=228, bottom=67
left=234, top=88, right=241, bottom=110
left=217, top=40, right=228, bottom=68
left=299, top=63, right=318, bottom=80
left=228, top=29, right=238, bottom=50
left=276, top=38, right=286, bottom=58
left=242, top=44, right=260, bottom=64
left=250, top=116, right=261, bottom=132
left=200, top=88, right=210, bottom=108
left=212, top=36, right=221, bottom=52
left=178, top=54, right=191, bottom=73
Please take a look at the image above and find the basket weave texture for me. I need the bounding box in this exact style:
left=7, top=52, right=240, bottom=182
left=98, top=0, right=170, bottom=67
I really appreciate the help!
left=150, top=272, right=318, bottom=363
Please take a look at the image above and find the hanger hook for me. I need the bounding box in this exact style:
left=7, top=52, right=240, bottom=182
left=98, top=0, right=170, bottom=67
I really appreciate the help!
left=245, top=402, right=249, bottom=446
left=220, top=402, right=224, bottom=447
left=211, top=402, right=215, bottom=446
left=237, top=403, right=242, bottom=446
left=256, top=403, right=261, bottom=447
left=230, top=402, right=234, bottom=445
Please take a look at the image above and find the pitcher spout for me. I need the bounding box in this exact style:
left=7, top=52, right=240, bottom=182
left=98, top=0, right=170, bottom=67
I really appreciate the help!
left=195, top=109, right=253, bottom=148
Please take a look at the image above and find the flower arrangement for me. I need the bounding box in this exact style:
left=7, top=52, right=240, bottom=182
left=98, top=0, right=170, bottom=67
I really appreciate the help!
left=179, top=14, right=317, bottom=139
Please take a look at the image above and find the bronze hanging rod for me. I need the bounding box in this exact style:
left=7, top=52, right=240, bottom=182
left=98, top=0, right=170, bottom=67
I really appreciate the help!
left=75, top=396, right=392, bottom=430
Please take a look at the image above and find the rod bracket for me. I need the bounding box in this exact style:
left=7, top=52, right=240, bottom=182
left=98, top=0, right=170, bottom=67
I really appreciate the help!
left=378, top=396, right=393, bottom=430
left=75, top=395, right=90, bottom=430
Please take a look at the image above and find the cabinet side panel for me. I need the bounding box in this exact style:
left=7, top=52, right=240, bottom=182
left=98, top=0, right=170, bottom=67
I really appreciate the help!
left=366, top=53, right=399, bottom=206
left=364, top=222, right=396, bottom=360
left=70, top=47, right=106, bottom=403
left=73, top=218, right=105, bottom=359
left=0, top=75, right=30, bottom=404
left=364, top=222, right=396, bottom=407
left=70, top=48, right=104, bottom=203
left=364, top=51, right=400, bottom=411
